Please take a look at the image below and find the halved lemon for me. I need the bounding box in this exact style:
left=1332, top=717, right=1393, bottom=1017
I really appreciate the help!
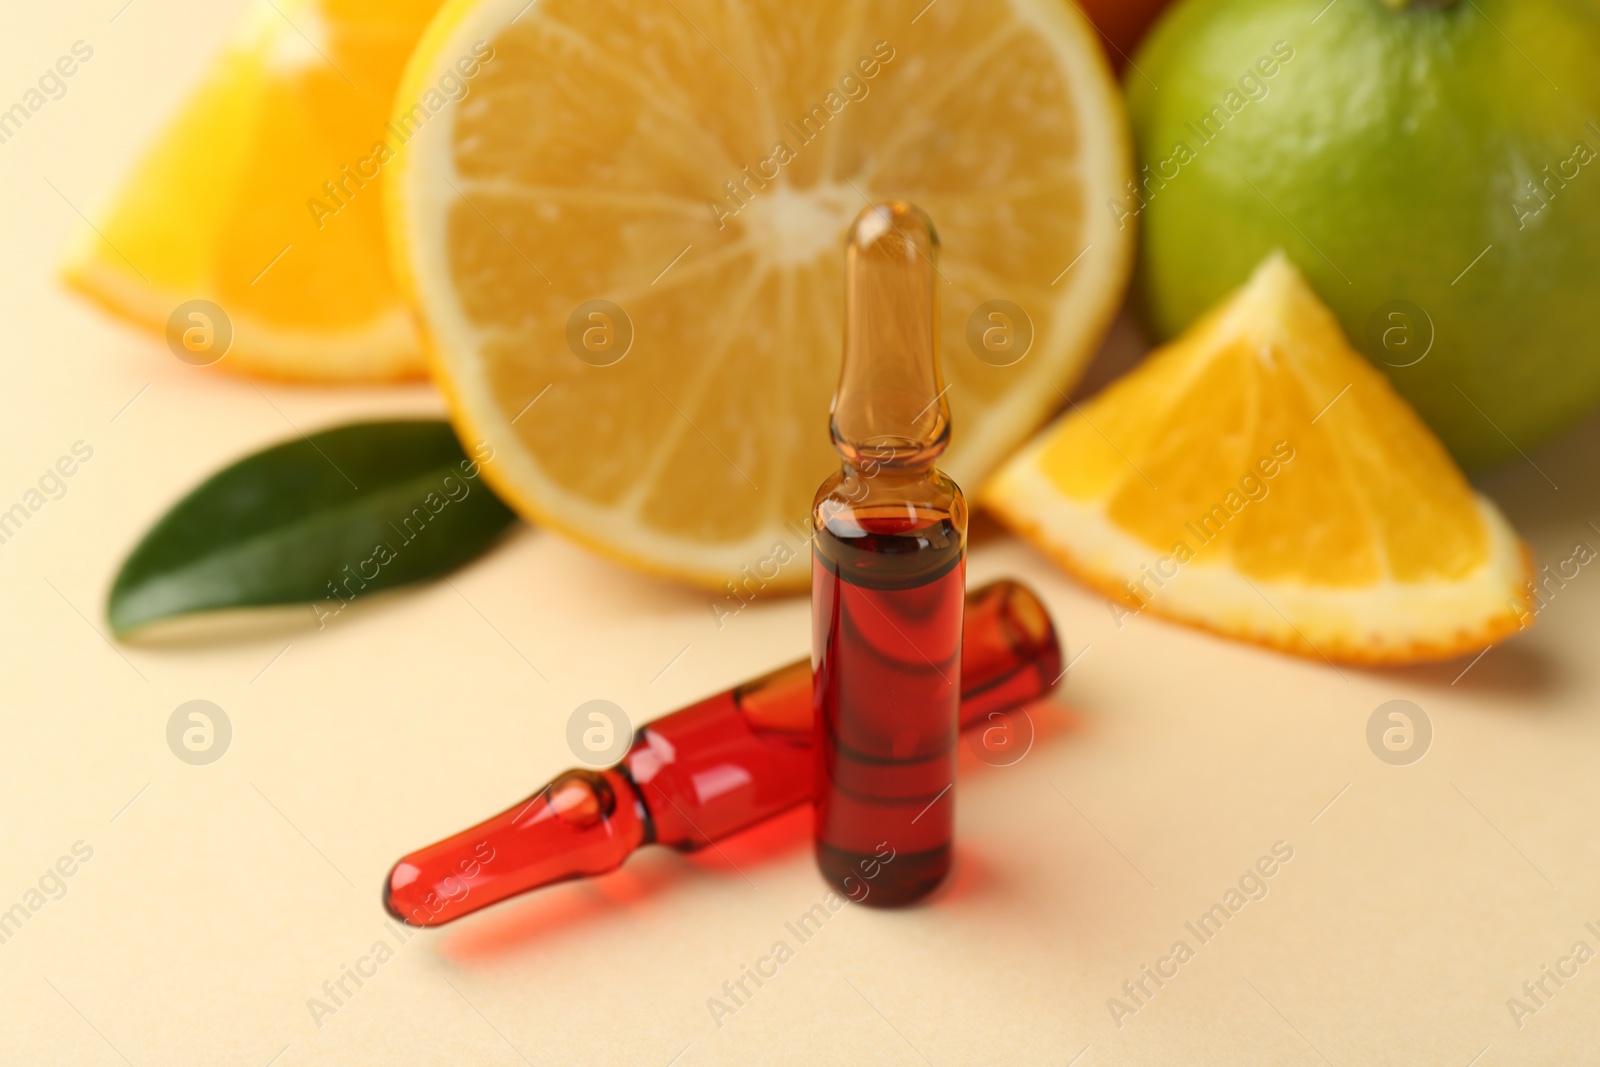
left=389, top=0, right=1132, bottom=588
left=983, top=254, right=1533, bottom=665
left=64, top=0, right=444, bottom=381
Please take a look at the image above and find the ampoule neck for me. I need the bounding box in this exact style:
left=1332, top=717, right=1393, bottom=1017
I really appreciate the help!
left=840, top=457, right=935, bottom=484
left=830, top=202, right=949, bottom=473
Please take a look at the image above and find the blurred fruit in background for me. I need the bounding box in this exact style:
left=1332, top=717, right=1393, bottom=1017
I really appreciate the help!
left=65, top=0, right=444, bottom=382
left=390, top=0, right=1133, bottom=590
left=1075, top=0, right=1174, bottom=65
left=1127, top=0, right=1600, bottom=469
left=983, top=254, right=1532, bottom=664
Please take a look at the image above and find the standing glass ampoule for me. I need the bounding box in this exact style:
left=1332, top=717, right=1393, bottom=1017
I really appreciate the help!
left=812, top=202, right=966, bottom=907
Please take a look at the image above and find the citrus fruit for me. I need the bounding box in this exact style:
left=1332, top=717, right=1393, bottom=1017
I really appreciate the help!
left=982, top=253, right=1533, bottom=665
left=1076, top=0, right=1174, bottom=67
left=1126, top=0, right=1600, bottom=469
left=389, top=0, right=1132, bottom=589
left=64, top=0, right=447, bottom=381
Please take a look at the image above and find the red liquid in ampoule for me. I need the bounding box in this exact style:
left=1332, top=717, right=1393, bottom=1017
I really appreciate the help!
left=384, top=580, right=1051, bottom=926
left=813, top=510, right=965, bottom=906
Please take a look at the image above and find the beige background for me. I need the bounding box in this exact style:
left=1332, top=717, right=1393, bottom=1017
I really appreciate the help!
left=5, top=2, right=1600, bottom=1064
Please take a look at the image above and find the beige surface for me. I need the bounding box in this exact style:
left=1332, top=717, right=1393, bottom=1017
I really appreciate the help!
left=5, top=3, right=1600, bottom=1065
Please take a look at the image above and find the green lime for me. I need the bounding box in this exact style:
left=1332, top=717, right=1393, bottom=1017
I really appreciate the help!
left=1126, top=0, right=1600, bottom=469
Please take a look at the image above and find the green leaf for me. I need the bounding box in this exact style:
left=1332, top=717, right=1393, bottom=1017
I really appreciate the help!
left=109, top=420, right=518, bottom=636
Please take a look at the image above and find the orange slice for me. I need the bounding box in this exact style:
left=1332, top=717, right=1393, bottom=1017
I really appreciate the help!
left=64, top=0, right=446, bottom=381
left=984, top=253, right=1533, bottom=664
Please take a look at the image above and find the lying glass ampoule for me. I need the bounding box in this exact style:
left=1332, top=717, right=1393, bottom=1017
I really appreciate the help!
left=812, top=202, right=967, bottom=906
left=384, top=581, right=1060, bottom=927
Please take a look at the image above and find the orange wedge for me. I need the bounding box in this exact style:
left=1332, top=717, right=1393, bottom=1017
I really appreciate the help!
left=984, top=254, right=1533, bottom=664
left=64, top=0, right=446, bottom=381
